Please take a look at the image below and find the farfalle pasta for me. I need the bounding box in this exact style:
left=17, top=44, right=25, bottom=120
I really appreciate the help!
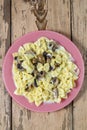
left=12, top=37, right=79, bottom=106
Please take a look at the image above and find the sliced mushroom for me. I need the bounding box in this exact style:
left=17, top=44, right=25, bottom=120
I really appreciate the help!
left=43, top=51, right=52, bottom=63
left=36, top=74, right=40, bottom=80
left=46, top=53, right=52, bottom=63
left=31, top=58, right=38, bottom=65
left=38, top=54, right=45, bottom=64
left=25, top=84, right=33, bottom=91
left=17, top=63, right=25, bottom=71
left=25, top=84, right=29, bottom=91
left=34, top=79, right=38, bottom=87
left=49, top=65, right=53, bottom=71
left=48, top=42, right=54, bottom=49
left=31, top=69, right=38, bottom=77
left=55, top=62, right=60, bottom=67
left=14, top=56, right=20, bottom=63
left=53, top=88, right=59, bottom=98
left=43, top=51, right=47, bottom=57
left=43, top=51, right=47, bottom=61
left=31, top=71, right=34, bottom=76
left=50, top=77, right=59, bottom=86
left=14, top=56, right=18, bottom=60
left=39, top=71, right=45, bottom=77
left=47, top=53, right=52, bottom=58
left=52, top=44, right=58, bottom=51
left=35, top=71, right=46, bottom=80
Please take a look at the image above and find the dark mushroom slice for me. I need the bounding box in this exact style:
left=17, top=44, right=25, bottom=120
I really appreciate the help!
left=48, top=42, right=54, bottom=49
left=36, top=71, right=45, bottom=80
left=34, top=78, right=38, bottom=87
left=36, top=74, right=40, bottom=80
left=35, top=71, right=46, bottom=81
left=31, top=69, right=38, bottom=77
left=43, top=51, right=52, bottom=63
left=55, top=62, right=60, bottom=67
left=31, top=58, right=38, bottom=65
left=37, top=54, right=45, bottom=64
left=17, top=63, right=25, bottom=71
left=39, top=71, right=46, bottom=77
left=25, top=84, right=29, bottom=91
left=14, top=56, right=21, bottom=64
left=53, top=88, right=59, bottom=98
left=25, top=84, right=33, bottom=91
left=52, top=44, right=59, bottom=51
left=49, top=65, right=54, bottom=71
left=43, top=51, right=47, bottom=57
left=43, top=51, right=47, bottom=61
left=31, top=71, right=34, bottom=76
left=25, top=87, right=29, bottom=91
left=52, top=56, right=55, bottom=59
left=14, top=56, right=18, bottom=60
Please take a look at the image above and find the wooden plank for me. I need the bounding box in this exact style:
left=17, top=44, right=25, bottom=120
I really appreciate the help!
left=0, top=0, right=11, bottom=130
left=11, top=0, right=37, bottom=42
left=72, top=0, right=87, bottom=130
left=12, top=0, right=72, bottom=130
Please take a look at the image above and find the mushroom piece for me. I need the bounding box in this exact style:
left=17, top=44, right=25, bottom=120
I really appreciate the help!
left=53, top=88, right=59, bottom=98
left=43, top=51, right=52, bottom=63
left=38, top=71, right=45, bottom=77
left=36, top=74, right=40, bottom=80
left=14, top=56, right=25, bottom=71
left=52, top=44, right=58, bottom=51
left=25, top=84, right=30, bottom=91
left=55, top=62, right=60, bottom=67
left=17, top=63, right=25, bottom=71
left=14, top=56, right=18, bottom=60
left=50, top=77, right=59, bottom=86
left=31, top=58, right=38, bottom=65
left=47, top=53, right=52, bottom=58
left=34, top=78, right=38, bottom=87
left=43, top=51, right=47, bottom=61
left=49, top=65, right=53, bottom=71
left=48, top=42, right=54, bottom=50
left=35, top=71, right=46, bottom=80
left=37, top=54, right=45, bottom=64
left=31, top=69, right=38, bottom=77
left=46, top=53, right=52, bottom=63
left=25, top=84, right=33, bottom=91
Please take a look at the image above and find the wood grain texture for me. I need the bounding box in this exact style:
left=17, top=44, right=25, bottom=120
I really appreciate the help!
left=72, top=0, right=87, bottom=130
left=12, top=0, right=72, bottom=130
left=0, top=0, right=11, bottom=130
left=29, top=0, right=48, bottom=30
left=47, top=0, right=71, bottom=37
left=12, top=0, right=37, bottom=42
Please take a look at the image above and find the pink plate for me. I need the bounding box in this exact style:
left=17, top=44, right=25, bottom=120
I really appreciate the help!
left=2, top=30, right=84, bottom=112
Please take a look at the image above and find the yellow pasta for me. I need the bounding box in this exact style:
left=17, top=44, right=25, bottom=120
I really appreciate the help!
left=12, top=37, right=79, bottom=106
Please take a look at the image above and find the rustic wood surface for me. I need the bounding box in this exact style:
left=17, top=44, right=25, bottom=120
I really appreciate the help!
left=0, top=0, right=11, bottom=130
left=0, top=0, right=87, bottom=130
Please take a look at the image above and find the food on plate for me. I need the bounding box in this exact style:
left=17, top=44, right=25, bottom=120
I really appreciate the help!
left=12, top=37, right=79, bottom=106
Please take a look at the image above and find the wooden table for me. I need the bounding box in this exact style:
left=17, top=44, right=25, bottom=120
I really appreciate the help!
left=0, top=0, right=87, bottom=130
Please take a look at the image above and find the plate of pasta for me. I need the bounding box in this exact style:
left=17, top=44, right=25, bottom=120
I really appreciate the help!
left=2, top=30, right=84, bottom=112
